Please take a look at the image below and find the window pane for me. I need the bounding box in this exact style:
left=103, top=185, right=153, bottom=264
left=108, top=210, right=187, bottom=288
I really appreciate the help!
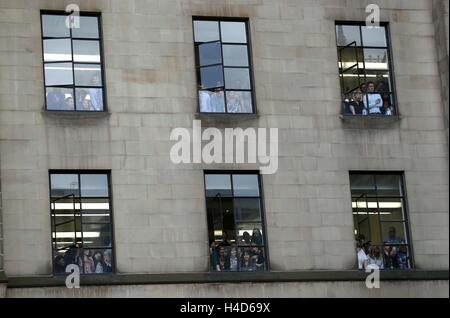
left=53, top=221, right=76, bottom=250
left=341, top=69, right=364, bottom=96
left=364, top=70, right=391, bottom=92
left=75, top=88, right=104, bottom=111
left=206, top=197, right=235, bottom=244
left=382, top=222, right=407, bottom=245
left=81, top=198, right=110, bottom=222
left=364, top=49, right=389, bottom=70
left=220, top=21, right=247, bottom=43
left=91, top=249, right=114, bottom=274
left=199, top=90, right=225, bottom=113
left=236, top=223, right=264, bottom=246
left=234, top=198, right=261, bottom=222
left=350, top=174, right=376, bottom=197
left=80, top=174, right=108, bottom=197
left=194, top=20, right=220, bottom=43
left=232, top=175, right=259, bottom=197
left=74, top=64, right=102, bottom=86
left=205, top=174, right=232, bottom=197
left=42, top=14, right=70, bottom=38
left=197, top=42, right=222, bottom=67
left=199, top=65, right=224, bottom=89
left=72, top=16, right=100, bottom=39
left=243, top=246, right=266, bottom=272
left=226, top=91, right=252, bottom=113
left=46, top=87, right=74, bottom=111
left=336, top=25, right=362, bottom=46
left=51, top=174, right=79, bottom=197
left=338, top=47, right=363, bottom=72
left=45, top=62, right=73, bottom=86
left=223, top=45, right=248, bottom=67
left=361, top=26, right=387, bottom=47
left=376, top=175, right=402, bottom=196
left=43, top=39, right=72, bottom=62
left=73, top=40, right=101, bottom=63
left=379, top=198, right=405, bottom=221
left=224, top=68, right=250, bottom=90
left=382, top=244, right=411, bottom=270
left=82, top=223, right=112, bottom=248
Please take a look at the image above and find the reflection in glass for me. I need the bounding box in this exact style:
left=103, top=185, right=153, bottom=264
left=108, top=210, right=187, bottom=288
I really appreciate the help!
left=51, top=174, right=79, bottom=197
left=46, top=87, right=75, bottom=110
left=194, top=20, right=220, bottom=43
left=226, top=91, right=252, bottom=113
left=336, top=25, right=362, bottom=46
left=197, top=42, right=222, bottom=67
left=45, top=62, right=73, bottom=86
left=75, top=88, right=103, bottom=111
left=376, top=175, right=402, bottom=196
left=220, top=22, right=247, bottom=43
left=43, top=39, right=72, bottom=62
left=223, top=45, right=249, bottom=67
left=42, top=15, right=70, bottom=38
left=200, top=65, right=224, bottom=89
left=73, top=40, right=101, bottom=63
left=72, top=16, right=100, bottom=39
left=234, top=199, right=261, bottom=222
left=350, top=174, right=376, bottom=197
left=199, top=90, right=225, bottom=113
left=224, top=68, right=250, bottom=90
left=205, top=174, right=232, bottom=197
left=382, top=223, right=407, bottom=245
left=236, top=223, right=264, bottom=246
left=80, top=174, right=109, bottom=197
left=82, top=223, right=112, bottom=247
left=74, top=64, right=102, bottom=86
left=364, top=49, right=389, bottom=70
left=232, top=175, right=260, bottom=197
left=361, top=26, right=387, bottom=47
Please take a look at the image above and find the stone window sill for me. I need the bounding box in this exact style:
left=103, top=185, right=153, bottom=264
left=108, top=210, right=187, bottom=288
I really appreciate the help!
left=6, top=270, right=448, bottom=288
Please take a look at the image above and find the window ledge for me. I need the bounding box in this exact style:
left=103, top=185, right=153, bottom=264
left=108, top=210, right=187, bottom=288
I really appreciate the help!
left=0, top=271, right=7, bottom=284
left=195, top=112, right=259, bottom=125
left=6, top=270, right=448, bottom=288
left=42, top=110, right=111, bottom=118
left=340, top=114, right=402, bottom=128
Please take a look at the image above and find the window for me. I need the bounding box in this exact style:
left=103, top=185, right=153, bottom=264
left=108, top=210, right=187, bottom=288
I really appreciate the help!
left=193, top=18, right=255, bottom=114
left=350, top=173, right=413, bottom=270
left=41, top=12, right=105, bottom=111
left=336, top=23, right=396, bottom=116
left=50, top=171, right=114, bottom=275
left=204, top=172, right=268, bottom=272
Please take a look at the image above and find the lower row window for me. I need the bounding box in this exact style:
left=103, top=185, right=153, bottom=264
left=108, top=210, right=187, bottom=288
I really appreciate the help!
left=350, top=172, right=413, bottom=270
left=49, top=170, right=413, bottom=275
left=204, top=172, right=268, bottom=272
left=50, top=171, right=114, bottom=275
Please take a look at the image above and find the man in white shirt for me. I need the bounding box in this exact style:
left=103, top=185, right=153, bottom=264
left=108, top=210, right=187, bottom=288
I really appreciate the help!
left=363, top=82, right=383, bottom=114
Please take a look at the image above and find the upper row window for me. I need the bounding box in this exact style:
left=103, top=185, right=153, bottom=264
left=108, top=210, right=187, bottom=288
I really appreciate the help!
left=336, top=23, right=396, bottom=117
left=41, top=12, right=106, bottom=112
left=193, top=18, right=255, bottom=114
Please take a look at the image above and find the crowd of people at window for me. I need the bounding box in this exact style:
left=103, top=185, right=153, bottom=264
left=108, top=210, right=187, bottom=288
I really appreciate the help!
left=342, top=77, right=394, bottom=116
left=210, top=230, right=266, bottom=272
left=54, top=244, right=113, bottom=275
left=356, top=227, right=410, bottom=270
left=46, top=75, right=103, bottom=111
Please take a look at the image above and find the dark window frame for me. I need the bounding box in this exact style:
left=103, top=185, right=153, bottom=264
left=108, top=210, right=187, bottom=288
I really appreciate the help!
left=335, top=21, right=399, bottom=117
left=40, top=10, right=107, bottom=112
left=349, top=171, right=414, bottom=269
left=48, top=170, right=116, bottom=276
left=193, top=16, right=257, bottom=115
left=203, top=170, right=270, bottom=273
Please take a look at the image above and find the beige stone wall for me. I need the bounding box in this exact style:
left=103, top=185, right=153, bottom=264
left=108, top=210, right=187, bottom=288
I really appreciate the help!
left=0, top=0, right=448, bottom=277
left=5, top=280, right=449, bottom=298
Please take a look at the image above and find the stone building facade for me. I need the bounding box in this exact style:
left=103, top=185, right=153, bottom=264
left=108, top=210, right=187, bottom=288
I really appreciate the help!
left=0, top=0, right=448, bottom=297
